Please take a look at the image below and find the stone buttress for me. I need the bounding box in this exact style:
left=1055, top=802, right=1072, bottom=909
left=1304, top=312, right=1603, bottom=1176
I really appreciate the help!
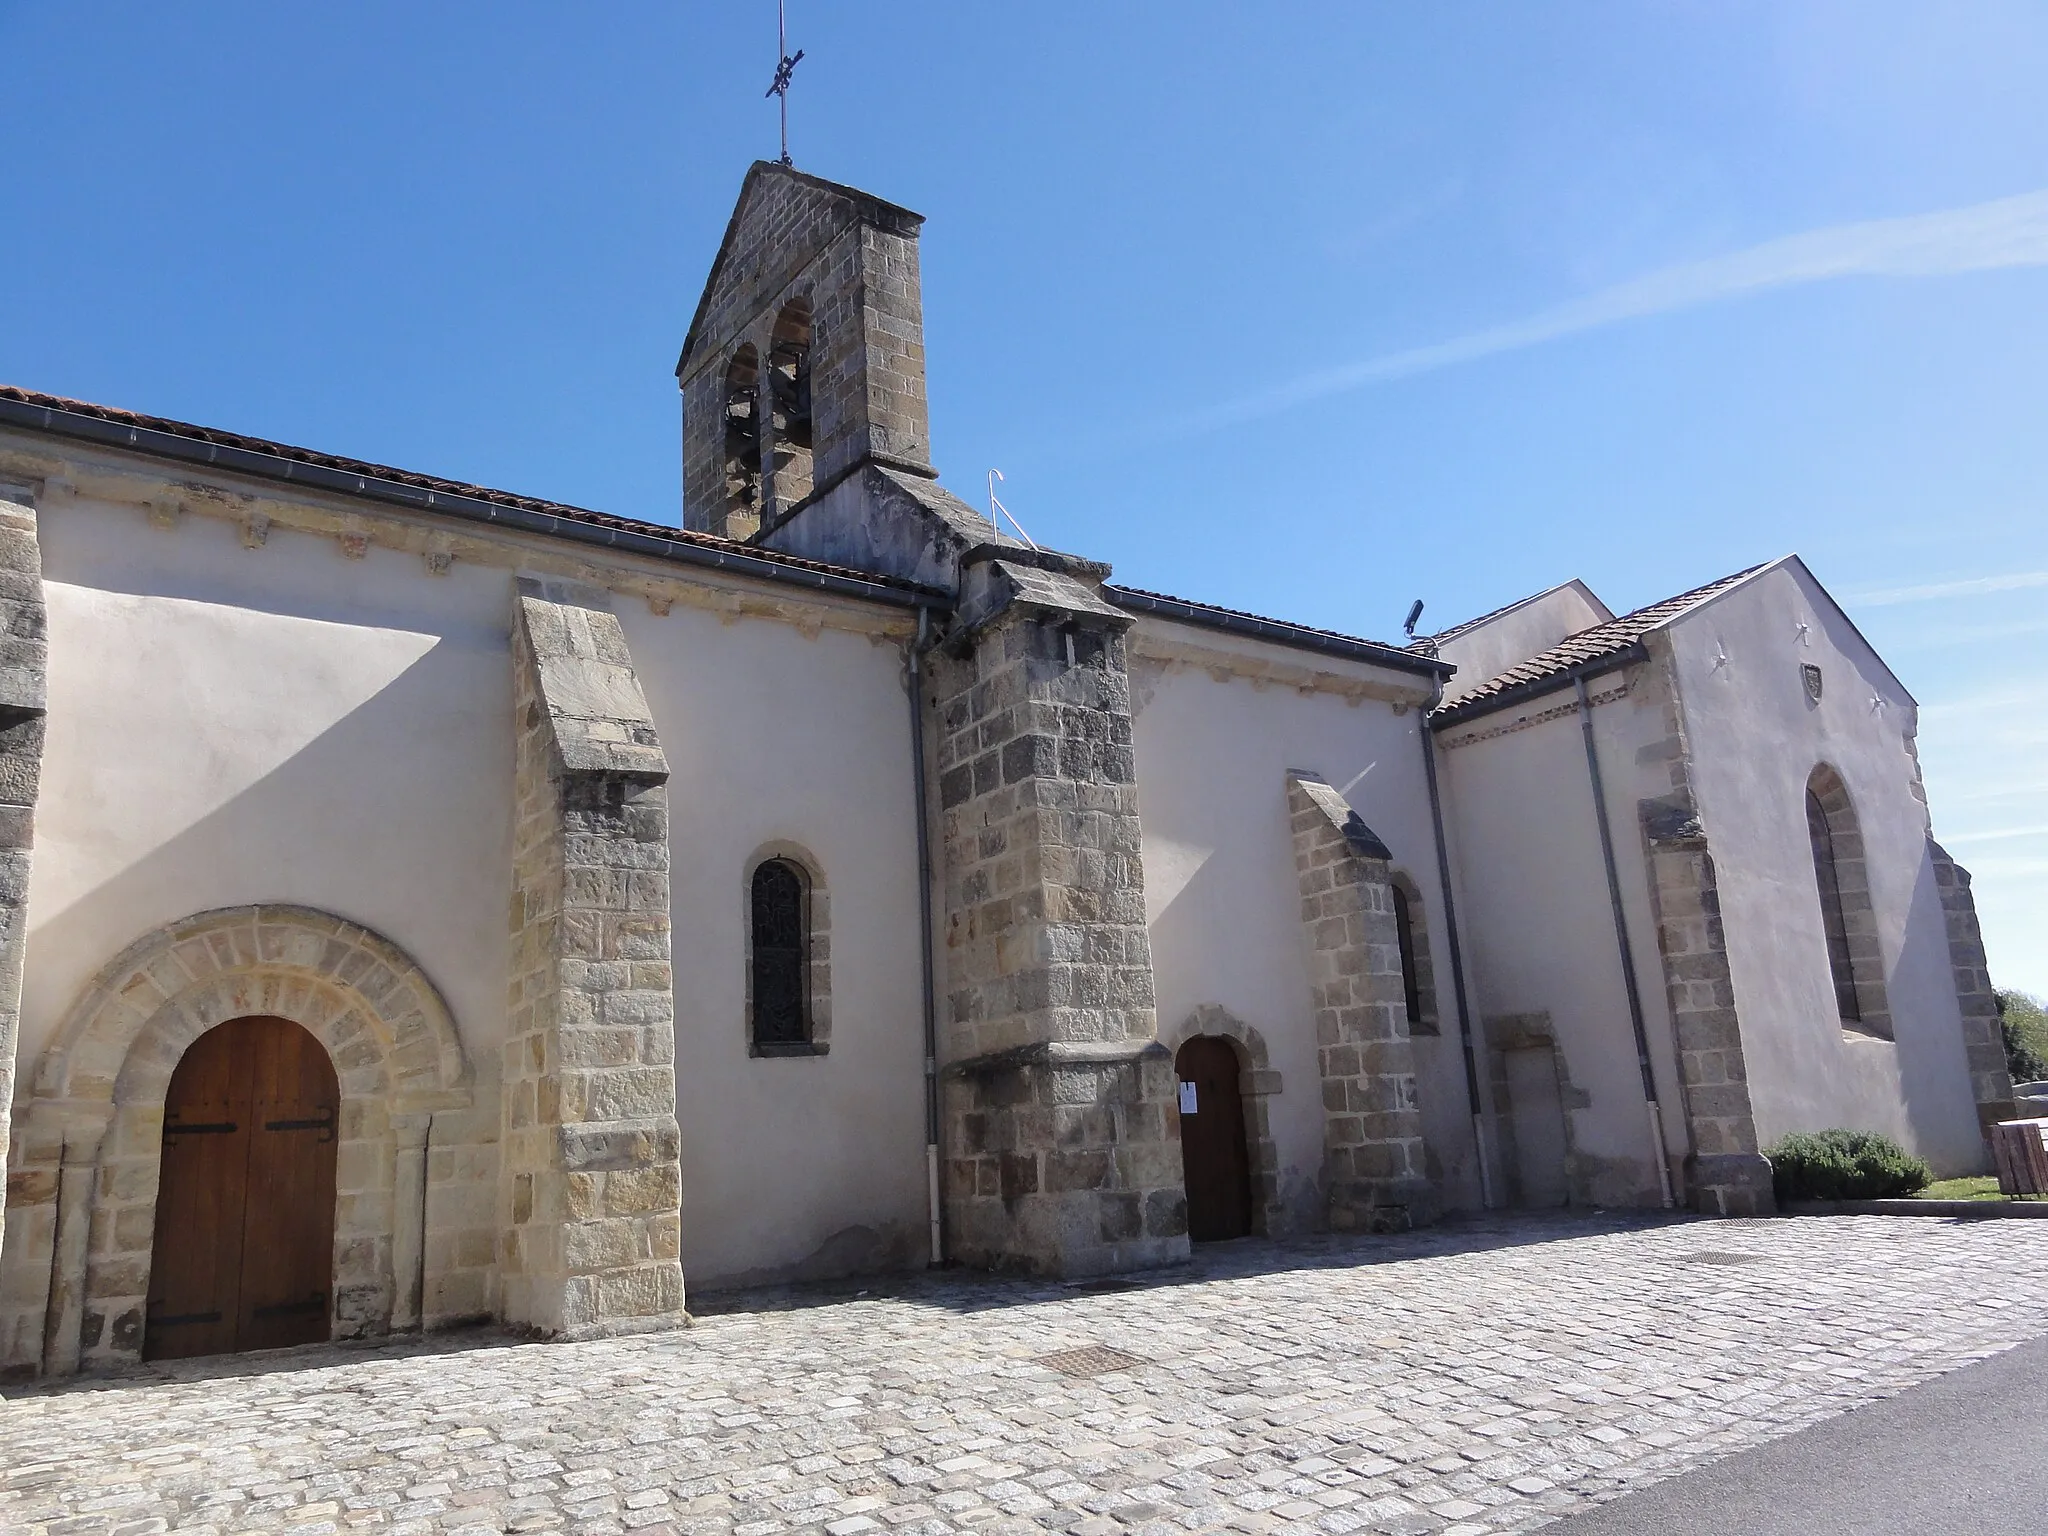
left=504, top=579, right=685, bottom=1335
left=1930, top=840, right=2017, bottom=1136
left=1286, top=774, right=1433, bottom=1231
left=932, top=552, right=1188, bottom=1277
left=0, top=476, right=44, bottom=1281
left=1636, top=643, right=1773, bottom=1216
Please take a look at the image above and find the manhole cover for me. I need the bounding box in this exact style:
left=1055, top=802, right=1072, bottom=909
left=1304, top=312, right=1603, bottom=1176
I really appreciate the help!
left=1679, top=1251, right=1767, bottom=1266
left=1036, top=1345, right=1148, bottom=1377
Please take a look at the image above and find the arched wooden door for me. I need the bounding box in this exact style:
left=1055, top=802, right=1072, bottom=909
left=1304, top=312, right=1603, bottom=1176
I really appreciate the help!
left=1175, top=1036, right=1254, bottom=1242
left=145, top=1016, right=339, bottom=1360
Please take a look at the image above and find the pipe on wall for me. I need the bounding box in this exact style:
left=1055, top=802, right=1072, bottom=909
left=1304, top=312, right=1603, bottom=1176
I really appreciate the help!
left=1573, top=673, right=1677, bottom=1209
left=1419, top=678, right=1495, bottom=1210
left=907, top=606, right=945, bottom=1265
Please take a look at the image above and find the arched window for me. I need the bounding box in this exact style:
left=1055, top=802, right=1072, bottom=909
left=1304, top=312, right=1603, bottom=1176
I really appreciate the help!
left=1806, top=766, right=1891, bottom=1038
left=722, top=345, right=762, bottom=538
left=1389, top=872, right=1439, bottom=1036
left=768, top=298, right=814, bottom=514
left=747, top=852, right=831, bottom=1055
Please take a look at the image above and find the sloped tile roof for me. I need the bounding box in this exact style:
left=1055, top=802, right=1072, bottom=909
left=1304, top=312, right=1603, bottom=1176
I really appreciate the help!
left=1405, top=578, right=1609, bottom=654
left=1432, top=565, right=1766, bottom=725
left=1105, top=585, right=1448, bottom=675
left=0, top=385, right=933, bottom=598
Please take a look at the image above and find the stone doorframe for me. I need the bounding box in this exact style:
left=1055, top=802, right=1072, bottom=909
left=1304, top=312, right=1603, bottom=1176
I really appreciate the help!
left=2, top=905, right=470, bottom=1376
left=1480, top=1012, right=1590, bottom=1207
left=1159, top=1005, right=1287, bottom=1236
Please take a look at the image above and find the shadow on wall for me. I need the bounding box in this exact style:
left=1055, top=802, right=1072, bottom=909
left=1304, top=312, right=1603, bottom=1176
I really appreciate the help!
left=26, top=642, right=512, bottom=1054
left=1889, top=848, right=1990, bottom=1176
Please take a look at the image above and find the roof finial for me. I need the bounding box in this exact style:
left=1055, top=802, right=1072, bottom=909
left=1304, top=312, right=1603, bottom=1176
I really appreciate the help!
left=765, top=0, right=804, bottom=168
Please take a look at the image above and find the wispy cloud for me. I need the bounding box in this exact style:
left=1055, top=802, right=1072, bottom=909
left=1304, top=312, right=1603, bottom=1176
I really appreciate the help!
left=1883, top=615, right=2048, bottom=651
left=1182, top=186, right=2048, bottom=430
left=1850, top=571, right=2048, bottom=606
left=1940, top=825, right=2048, bottom=845
left=1920, top=681, right=2048, bottom=720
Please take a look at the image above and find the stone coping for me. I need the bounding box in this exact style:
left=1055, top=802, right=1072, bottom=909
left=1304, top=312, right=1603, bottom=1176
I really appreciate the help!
left=1781, top=1198, right=2048, bottom=1218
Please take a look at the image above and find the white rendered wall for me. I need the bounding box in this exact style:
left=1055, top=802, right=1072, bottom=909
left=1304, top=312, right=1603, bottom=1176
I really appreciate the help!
left=1127, top=627, right=1484, bottom=1220
left=1437, top=676, right=1687, bottom=1207
left=1436, top=582, right=1612, bottom=707
left=25, top=495, right=514, bottom=1078
left=622, top=604, right=928, bottom=1288
left=24, top=485, right=931, bottom=1291
left=1666, top=562, right=1984, bottom=1174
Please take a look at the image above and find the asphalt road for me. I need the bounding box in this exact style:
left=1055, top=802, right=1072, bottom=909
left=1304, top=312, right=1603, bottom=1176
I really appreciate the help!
left=1541, top=1332, right=2048, bottom=1534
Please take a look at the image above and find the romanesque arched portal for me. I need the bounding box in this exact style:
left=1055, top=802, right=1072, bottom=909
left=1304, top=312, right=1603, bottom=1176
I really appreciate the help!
left=0, top=905, right=470, bottom=1374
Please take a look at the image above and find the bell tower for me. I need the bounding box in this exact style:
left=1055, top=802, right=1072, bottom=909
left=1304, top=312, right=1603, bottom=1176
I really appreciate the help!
left=676, top=162, right=933, bottom=541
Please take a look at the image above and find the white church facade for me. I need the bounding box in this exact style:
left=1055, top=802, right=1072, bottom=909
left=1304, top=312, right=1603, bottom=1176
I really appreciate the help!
left=0, top=164, right=2012, bottom=1376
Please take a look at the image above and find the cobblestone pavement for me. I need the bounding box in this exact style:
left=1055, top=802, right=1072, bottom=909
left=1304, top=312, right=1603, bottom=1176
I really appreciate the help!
left=8, top=1212, right=2048, bottom=1536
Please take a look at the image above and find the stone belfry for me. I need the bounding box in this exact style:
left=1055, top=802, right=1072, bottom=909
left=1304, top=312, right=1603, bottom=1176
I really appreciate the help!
left=676, top=161, right=935, bottom=545
left=679, top=163, right=1190, bottom=1277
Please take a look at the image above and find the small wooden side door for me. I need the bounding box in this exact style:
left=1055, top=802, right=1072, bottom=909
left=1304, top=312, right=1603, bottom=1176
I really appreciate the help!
left=145, top=1017, right=338, bottom=1361
left=1175, top=1036, right=1253, bottom=1242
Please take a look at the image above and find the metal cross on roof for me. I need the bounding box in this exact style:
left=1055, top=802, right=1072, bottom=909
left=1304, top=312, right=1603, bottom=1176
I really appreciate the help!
left=765, top=0, right=804, bottom=167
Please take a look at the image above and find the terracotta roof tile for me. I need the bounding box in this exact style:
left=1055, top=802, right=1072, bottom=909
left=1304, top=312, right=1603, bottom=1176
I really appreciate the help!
left=1432, top=565, right=1766, bottom=724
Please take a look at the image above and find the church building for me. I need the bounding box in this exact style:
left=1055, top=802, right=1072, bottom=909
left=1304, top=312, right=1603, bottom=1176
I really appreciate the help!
left=0, top=164, right=2011, bottom=1377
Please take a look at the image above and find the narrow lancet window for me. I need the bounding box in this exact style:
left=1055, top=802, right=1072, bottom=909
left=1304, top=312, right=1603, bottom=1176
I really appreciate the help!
left=1807, top=787, right=1861, bottom=1025
left=1805, top=766, right=1891, bottom=1037
left=1388, top=872, right=1438, bottom=1035
left=1392, top=881, right=1423, bottom=1027
left=750, top=858, right=810, bottom=1052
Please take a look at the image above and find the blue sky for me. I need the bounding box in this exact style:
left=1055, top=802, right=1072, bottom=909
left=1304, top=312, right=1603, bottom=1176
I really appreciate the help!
left=5, top=3, right=2045, bottom=990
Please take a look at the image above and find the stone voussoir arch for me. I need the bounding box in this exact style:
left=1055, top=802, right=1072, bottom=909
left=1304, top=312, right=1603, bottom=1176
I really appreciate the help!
left=28, top=904, right=471, bottom=1374
left=1159, top=1004, right=1288, bottom=1236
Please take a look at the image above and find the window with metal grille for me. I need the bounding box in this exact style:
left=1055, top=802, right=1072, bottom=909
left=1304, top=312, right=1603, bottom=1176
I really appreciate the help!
left=750, top=858, right=810, bottom=1052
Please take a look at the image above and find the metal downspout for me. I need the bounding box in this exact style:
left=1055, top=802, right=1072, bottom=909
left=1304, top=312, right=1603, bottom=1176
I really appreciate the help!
left=908, top=607, right=945, bottom=1264
left=1574, top=672, right=1677, bottom=1208
left=416, top=1113, right=434, bottom=1331
left=1420, top=679, right=1496, bottom=1209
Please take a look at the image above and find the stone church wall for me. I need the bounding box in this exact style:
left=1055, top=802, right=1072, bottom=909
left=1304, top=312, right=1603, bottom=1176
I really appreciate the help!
left=615, top=598, right=930, bottom=1292
left=1436, top=670, right=1689, bottom=1209
left=1126, top=626, right=1483, bottom=1225
left=0, top=446, right=939, bottom=1366
left=1665, top=564, right=1988, bottom=1175
left=19, top=491, right=517, bottom=1081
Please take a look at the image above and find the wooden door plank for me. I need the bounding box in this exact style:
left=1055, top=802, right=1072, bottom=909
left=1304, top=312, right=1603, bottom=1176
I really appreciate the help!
left=145, top=1022, right=257, bottom=1361
left=236, top=1017, right=339, bottom=1353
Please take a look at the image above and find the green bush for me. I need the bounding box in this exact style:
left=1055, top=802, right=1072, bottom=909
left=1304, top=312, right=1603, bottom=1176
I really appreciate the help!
left=2005, top=1018, right=2048, bottom=1086
left=1766, top=1129, right=1931, bottom=1203
left=1998, top=990, right=2048, bottom=1084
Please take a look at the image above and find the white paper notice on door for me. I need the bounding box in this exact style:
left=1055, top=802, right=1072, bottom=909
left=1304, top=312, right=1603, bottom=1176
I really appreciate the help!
left=1177, top=1081, right=1199, bottom=1115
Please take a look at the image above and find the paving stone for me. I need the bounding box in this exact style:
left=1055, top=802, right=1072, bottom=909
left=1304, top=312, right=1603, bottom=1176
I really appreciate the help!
left=5, top=1214, right=2048, bottom=1535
